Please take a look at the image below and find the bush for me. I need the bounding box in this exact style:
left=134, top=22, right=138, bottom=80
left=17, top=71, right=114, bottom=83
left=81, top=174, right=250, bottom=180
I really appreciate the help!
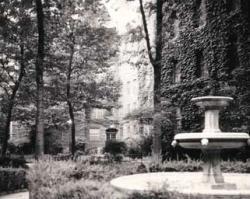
left=103, top=141, right=127, bottom=162
left=27, top=157, right=142, bottom=199
left=0, top=157, right=27, bottom=168
left=149, top=160, right=250, bottom=173
left=127, top=136, right=152, bottom=159
left=127, top=147, right=142, bottom=159
left=0, top=167, right=27, bottom=193
left=8, top=142, right=33, bottom=155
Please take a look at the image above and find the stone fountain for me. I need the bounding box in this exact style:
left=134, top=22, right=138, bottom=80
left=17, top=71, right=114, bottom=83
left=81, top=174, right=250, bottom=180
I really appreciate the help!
left=110, top=96, right=250, bottom=198
left=172, top=96, right=250, bottom=189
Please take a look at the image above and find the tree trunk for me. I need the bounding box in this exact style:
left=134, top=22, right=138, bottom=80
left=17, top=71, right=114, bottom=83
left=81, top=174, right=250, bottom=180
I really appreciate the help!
left=84, top=106, right=91, bottom=151
left=35, top=0, right=45, bottom=158
left=139, top=0, right=163, bottom=163
left=66, top=45, right=76, bottom=156
left=1, top=44, right=26, bottom=156
left=152, top=64, right=162, bottom=163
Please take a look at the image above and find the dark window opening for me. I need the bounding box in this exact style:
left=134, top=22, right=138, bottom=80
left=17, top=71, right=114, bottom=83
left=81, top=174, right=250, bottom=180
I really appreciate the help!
left=193, top=0, right=206, bottom=28
left=169, top=10, right=178, bottom=39
left=193, top=0, right=202, bottom=28
left=171, top=59, right=181, bottom=83
left=227, top=34, right=239, bottom=73
left=226, top=0, right=240, bottom=12
left=195, top=50, right=208, bottom=78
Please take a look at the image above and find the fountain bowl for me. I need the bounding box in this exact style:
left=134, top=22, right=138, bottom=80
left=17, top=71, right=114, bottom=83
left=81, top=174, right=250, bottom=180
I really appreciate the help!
left=191, top=96, right=233, bottom=109
left=111, top=172, right=250, bottom=198
left=174, top=132, right=250, bottom=149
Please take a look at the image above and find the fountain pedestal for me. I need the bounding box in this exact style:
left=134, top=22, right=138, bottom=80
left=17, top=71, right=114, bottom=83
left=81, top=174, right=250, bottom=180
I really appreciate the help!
left=202, top=149, right=224, bottom=184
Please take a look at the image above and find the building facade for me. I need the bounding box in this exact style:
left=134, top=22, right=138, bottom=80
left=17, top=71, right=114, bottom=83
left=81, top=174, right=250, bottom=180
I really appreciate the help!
left=105, top=0, right=154, bottom=144
left=160, top=0, right=250, bottom=134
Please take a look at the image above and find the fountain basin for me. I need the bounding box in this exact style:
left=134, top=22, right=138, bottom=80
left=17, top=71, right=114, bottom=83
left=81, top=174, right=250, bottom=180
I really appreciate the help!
left=111, top=172, right=250, bottom=198
left=174, top=132, right=250, bottom=149
left=191, top=96, right=233, bottom=109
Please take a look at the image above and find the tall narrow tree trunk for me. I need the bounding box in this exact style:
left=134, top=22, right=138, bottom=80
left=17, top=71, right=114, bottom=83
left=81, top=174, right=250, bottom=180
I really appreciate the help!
left=152, top=64, right=162, bottom=163
left=84, top=106, right=91, bottom=151
left=67, top=102, right=75, bottom=156
left=66, top=45, right=76, bottom=156
left=139, top=0, right=163, bottom=164
left=35, top=0, right=45, bottom=158
left=1, top=44, right=26, bottom=157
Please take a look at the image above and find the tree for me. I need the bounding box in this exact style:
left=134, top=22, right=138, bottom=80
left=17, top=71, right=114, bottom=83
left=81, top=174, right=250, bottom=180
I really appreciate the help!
left=34, top=0, right=45, bottom=157
left=47, top=0, right=120, bottom=155
left=138, top=0, right=163, bottom=163
left=0, top=0, right=34, bottom=156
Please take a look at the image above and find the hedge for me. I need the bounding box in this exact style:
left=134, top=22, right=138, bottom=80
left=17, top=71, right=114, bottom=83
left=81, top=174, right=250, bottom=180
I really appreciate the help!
left=0, top=167, right=27, bottom=193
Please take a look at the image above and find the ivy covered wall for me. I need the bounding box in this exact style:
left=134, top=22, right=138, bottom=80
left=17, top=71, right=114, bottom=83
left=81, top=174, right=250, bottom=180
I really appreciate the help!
left=161, top=0, right=250, bottom=134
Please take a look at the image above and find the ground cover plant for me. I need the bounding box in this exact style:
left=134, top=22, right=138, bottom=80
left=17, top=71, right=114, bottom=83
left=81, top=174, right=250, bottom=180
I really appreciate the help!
left=27, top=157, right=250, bottom=199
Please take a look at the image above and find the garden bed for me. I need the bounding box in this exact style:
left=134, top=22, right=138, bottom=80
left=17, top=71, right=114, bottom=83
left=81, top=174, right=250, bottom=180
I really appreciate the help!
left=27, top=158, right=250, bottom=199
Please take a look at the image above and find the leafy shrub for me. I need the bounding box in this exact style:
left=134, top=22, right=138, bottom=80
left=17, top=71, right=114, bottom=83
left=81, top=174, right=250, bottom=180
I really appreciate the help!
left=27, top=157, right=144, bottom=199
left=0, top=157, right=27, bottom=168
left=127, top=136, right=152, bottom=159
left=149, top=160, right=250, bottom=173
left=103, top=141, right=127, bottom=162
left=8, top=142, right=33, bottom=155
left=127, top=147, right=142, bottom=159
left=0, top=167, right=27, bottom=193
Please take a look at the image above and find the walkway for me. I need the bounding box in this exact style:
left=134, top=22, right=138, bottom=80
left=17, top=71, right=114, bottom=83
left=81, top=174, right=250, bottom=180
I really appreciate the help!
left=0, top=192, right=29, bottom=199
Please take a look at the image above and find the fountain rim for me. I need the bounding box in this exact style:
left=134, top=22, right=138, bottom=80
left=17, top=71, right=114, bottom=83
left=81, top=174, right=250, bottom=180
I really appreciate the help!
left=110, top=172, right=250, bottom=196
left=191, top=96, right=233, bottom=103
left=174, top=132, right=249, bottom=140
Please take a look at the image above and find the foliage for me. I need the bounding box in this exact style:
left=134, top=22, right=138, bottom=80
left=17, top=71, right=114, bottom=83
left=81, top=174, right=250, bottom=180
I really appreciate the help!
left=8, top=142, right=33, bottom=155
left=44, top=127, right=64, bottom=155
left=160, top=0, right=250, bottom=136
left=127, top=135, right=152, bottom=159
left=103, top=140, right=127, bottom=162
left=0, top=167, right=27, bottom=193
left=0, top=0, right=35, bottom=156
left=27, top=157, right=141, bottom=199
left=0, top=157, right=27, bottom=168
left=27, top=157, right=250, bottom=199
left=148, top=159, right=250, bottom=173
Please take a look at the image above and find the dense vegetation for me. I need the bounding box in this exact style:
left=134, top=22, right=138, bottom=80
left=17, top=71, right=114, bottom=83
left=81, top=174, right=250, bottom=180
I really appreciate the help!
left=159, top=0, right=250, bottom=160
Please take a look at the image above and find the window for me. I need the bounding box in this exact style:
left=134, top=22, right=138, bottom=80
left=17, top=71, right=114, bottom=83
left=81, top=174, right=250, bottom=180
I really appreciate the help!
left=127, top=104, right=130, bottom=113
left=226, top=0, right=240, bottom=12
left=127, top=125, right=130, bottom=136
left=127, top=81, right=130, bottom=95
left=89, top=129, right=100, bottom=141
left=169, top=11, right=180, bottom=40
left=195, top=50, right=208, bottom=78
left=227, top=33, right=239, bottom=74
left=119, top=126, right=123, bottom=138
left=193, top=0, right=206, bottom=28
left=172, top=59, right=181, bottom=83
left=133, top=102, right=137, bottom=110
